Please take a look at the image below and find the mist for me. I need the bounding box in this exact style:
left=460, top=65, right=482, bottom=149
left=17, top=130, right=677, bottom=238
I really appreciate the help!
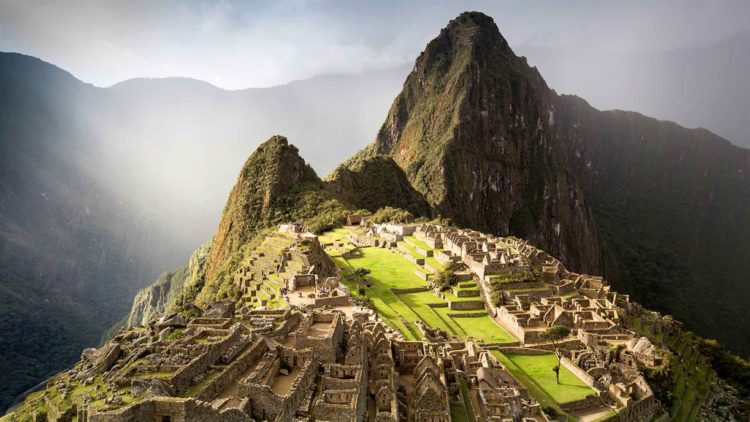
left=55, top=66, right=410, bottom=256
left=1, top=0, right=748, bottom=261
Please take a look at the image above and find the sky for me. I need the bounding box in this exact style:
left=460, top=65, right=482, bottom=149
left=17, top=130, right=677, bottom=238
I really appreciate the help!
left=1, top=0, right=748, bottom=89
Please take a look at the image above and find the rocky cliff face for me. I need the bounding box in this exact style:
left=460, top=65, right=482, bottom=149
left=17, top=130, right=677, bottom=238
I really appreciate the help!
left=370, top=12, right=601, bottom=274
left=126, top=242, right=211, bottom=328
left=357, top=11, right=750, bottom=356
left=551, top=95, right=750, bottom=352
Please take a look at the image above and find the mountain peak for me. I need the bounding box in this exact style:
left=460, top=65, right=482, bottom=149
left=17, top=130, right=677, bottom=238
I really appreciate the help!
left=444, top=11, right=505, bottom=41
left=370, top=10, right=599, bottom=275
left=424, top=11, right=511, bottom=60
left=203, top=135, right=320, bottom=284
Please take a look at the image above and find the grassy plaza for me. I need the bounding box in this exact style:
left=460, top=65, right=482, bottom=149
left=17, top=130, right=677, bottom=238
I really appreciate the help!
left=326, top=231, right=516, bottom=343
left=491, top=351, right=595, bottom=407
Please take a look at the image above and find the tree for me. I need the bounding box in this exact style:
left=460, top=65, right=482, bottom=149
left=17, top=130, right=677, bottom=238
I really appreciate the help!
left=432, top=268, right=458, bottom=291
left=539, top=325, right=571, bottom=384
left=347, top=267, right=371, bottom=290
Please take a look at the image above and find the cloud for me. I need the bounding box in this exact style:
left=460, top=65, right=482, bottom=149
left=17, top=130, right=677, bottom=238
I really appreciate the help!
left=0, top=0, right=748, bottom=91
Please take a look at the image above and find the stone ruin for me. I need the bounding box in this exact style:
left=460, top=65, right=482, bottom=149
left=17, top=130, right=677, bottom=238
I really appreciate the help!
left=9, top=224, right=674, bottom=422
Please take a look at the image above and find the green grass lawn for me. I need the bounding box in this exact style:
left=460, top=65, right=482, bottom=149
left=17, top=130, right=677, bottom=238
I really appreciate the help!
left=403, top=235, right=439, bottom=251
left=319, top=227, right=353, bottom=243
left=397, top=291, right=515, bottom=343
left=331, top=245, right=518, bottom=343
left=493, top=351, right=595, bottom=405
left=398, top=241, right=425, bottom=259
left=333, top=248, right=424, bottom=340
left=323, top=232, right=519, bottom=344
left=425, top=256, right=445, bottom=271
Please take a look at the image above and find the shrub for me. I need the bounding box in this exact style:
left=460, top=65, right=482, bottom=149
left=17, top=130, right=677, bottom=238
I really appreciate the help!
left=368, top=206, right=414, bottom=224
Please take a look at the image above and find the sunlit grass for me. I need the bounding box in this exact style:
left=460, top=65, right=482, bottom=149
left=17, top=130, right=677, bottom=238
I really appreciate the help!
left=328, top=240, right=516, bottom=343
left=492, top=351, right=594, bottom=405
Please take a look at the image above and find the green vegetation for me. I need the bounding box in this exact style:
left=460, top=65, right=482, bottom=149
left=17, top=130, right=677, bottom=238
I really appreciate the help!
left=398, top=292, right=514, bottom=343
left=197, top=135, right=355, bottom=307
left=631, top=313, right=749, bottom=419
left=492, top=351, right=594, bottom=405
left=430, top=265, right=457, bottom=292
left=403, top=235, right=437, bottom=251
left=367, top=206, right=415, bottom=224
left=329, top=232, right=516, bottom=344
left=334, top=248, right=424, bottom=340
left=457, top=376, right=477, bottom=422
left=325, top=155, right=432, bottom=217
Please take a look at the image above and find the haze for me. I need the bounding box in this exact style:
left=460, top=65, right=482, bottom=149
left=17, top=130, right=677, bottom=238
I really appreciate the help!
left=0, top=0, right=748, bottom=266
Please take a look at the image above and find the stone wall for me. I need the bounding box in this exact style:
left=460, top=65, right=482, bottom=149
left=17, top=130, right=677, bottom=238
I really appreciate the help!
left=291, top=273, right=316, bottom=291
left=455, top=272, right=474, bottom=282
left=267, top=312, right=303, bottom=339
left=295, top=312, right=345, bottom=363
left=617, top=393, right=661, bottom=422
left=454, top=288, right=480, bottom=297
left=194, top=338, right=268, bottom=401
left=448, top=300, right=485, bottom=310
left=315, top=364, right=367, bottom=422
left=188, top=317, right=233, bottom=329
left=493, top=309, right=528, bottom=343
left=414, top=268, right=430, bottom=281
left=399, top=251, right=425, bottom=265
left=88, top=397, right=250, bottom=422
left=560, top=395, right=602, bottom=412
left=315, top=294, right=351, bottom=308
left=560, top=356, right=597, bottom=389
left=239, top=356, right=316, bottom=421
left=391, top=287, right=430, bottom=294
left=494, top=347, right=551, bottom=356
left=446, top=311, right=487, bottom=318
left=168, top=324, right=247, bottom=393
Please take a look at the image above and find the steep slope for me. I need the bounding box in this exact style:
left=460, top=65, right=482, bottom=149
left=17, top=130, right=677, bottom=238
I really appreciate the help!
left=552, top=96, right=750, bottom=354
left=204, top=136, right=323, bottom=283
left=122, top=136, right=356, bottom=328
left=325, top=154, right=433, bottom=217
left=0, top=54, right=183, bottom=411
left=198, top=135, right=351, bottom=306
left=125, top=242, right=211, bottom=328
left=356, top=12, right=750, bottom=356
left=368, top=12, right=602, bottom=274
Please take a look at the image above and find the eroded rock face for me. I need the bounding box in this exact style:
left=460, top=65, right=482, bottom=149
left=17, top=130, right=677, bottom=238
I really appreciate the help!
left=156, top=313, right=187, bottom=330
left=371, top=12, right=602, bottom=274
left=81, top=341, right=121, bottom=376
left=126, top=242, right=211, bottom=328
left=204, top=300, right=235, bottom=318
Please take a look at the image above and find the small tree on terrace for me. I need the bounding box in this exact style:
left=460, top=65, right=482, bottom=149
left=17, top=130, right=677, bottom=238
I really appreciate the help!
left=539, top=325, right=571, bottom=384
left=432, top=267, right=458, bottom=291
left=347, top=267, right=371, bottom=290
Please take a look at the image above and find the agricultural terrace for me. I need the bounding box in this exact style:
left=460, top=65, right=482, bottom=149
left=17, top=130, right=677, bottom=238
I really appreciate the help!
left=323, top=228, right=516, bottom=344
